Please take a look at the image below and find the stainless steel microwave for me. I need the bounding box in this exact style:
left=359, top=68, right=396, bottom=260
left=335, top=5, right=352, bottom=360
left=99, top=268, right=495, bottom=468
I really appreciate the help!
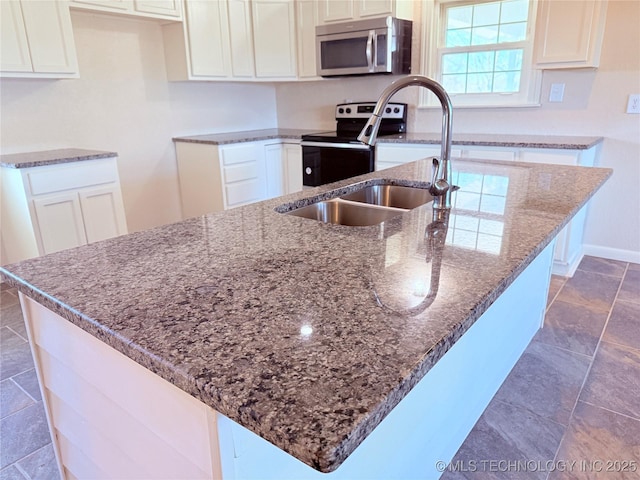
left=316, top=16, right=412, bottom=77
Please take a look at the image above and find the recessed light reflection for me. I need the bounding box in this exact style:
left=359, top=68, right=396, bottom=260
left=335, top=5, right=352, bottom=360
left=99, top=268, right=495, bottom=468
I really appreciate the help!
left=300, top=324, right=313, bottom=336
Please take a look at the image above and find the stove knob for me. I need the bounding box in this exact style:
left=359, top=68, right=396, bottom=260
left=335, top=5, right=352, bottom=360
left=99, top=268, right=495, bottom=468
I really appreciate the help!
left=305, top=167, right=312, bottom=175
left=346, top=108, right=351, bottom=114
left=394, top=107, right=400, bottom=113
left=338, top=108, right=344, bottom=114
left=385, top=107, right=392, bottom=114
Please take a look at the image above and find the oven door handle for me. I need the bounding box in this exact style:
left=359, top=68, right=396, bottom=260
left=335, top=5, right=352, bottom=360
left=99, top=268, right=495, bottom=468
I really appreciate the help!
left=301, top=141, right=372, bottom=150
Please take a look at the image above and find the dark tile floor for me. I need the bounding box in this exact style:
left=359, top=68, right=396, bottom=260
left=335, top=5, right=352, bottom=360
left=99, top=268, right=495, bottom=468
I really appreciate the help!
left=0, top=256, right=638, bottom=480
left=442, top=257, right=640, bottom=480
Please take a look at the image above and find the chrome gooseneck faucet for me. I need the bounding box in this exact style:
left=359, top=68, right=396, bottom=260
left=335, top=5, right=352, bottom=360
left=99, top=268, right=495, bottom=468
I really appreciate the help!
left=357, top=75, right=454, bottom=210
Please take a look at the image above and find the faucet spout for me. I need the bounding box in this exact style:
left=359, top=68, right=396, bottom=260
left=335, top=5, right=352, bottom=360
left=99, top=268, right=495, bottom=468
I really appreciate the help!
left=358, top=75, right=454, bottom=209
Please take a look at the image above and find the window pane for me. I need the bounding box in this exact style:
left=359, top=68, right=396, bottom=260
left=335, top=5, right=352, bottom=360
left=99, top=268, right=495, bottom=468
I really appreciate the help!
left=498, top=22, right=527, bottom=42
left=442, top=74, right=467, bottom=94
left=471, top=25, right=499, bottom=45
left=493, top=71, right=521, bottom=92
left=442, top=53, right=468, bottom=74
left=495, top=49, right=523, bottom=71
left=500, top=0, right=529, bottom=23
left=448, top=5, right=473, bottom=29
left=446, top=28, right=471, bottom=47
left=468, top=51, right=495, bottom=73
left=472, top=2, right=500, bottom=26
left=467, top=73, right=493, bottom=93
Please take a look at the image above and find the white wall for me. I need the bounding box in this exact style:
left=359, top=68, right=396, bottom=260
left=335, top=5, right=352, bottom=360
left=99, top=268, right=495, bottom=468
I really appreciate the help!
left=0, top=11, right=277, bottom=235
left=275, top=0, right=640, bottom=263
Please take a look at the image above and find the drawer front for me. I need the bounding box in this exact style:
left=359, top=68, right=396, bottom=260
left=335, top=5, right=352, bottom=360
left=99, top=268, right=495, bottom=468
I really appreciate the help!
left=220, top=144, right=260, bottom=166
left=223, top=163, right=259, bottom=184
left=519, top=150, right=579, bottom=166
left=27, top=159, right=118, bottom=196
left=225, top=179, right=264, bottom=207
left=464, top=149, right=517, bottom=161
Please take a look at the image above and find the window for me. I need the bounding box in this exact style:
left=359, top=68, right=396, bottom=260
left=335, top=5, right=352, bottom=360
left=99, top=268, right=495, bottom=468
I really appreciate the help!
left=421, top=0, right=541, bottom=107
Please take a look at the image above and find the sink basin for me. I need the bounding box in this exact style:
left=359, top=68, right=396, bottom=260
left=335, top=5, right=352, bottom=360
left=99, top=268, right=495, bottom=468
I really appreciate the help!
left=285, top=199, right=403, bottom=226
left=340, top=184, right=433, bottom=209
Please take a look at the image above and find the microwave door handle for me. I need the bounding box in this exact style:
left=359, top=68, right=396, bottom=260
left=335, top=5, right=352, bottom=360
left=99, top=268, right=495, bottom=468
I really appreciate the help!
left=373, top=32, right=378, bottom=68
left=366, top=30, right=374, bottom=72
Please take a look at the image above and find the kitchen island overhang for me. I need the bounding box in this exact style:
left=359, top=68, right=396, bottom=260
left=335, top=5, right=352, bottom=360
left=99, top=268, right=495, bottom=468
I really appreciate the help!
left=1, top=158, right=612, bottom=478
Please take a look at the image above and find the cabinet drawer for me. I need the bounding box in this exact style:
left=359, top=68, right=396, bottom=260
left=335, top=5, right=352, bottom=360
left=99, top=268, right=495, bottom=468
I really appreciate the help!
left=464, top=149, right=516, bottom=161
left=223, top=162, right=259, bottom=184
left=519, top=150, right=578, bottom=166
left=225, top=179, right=263, bottom=207
left=27, top=159, right=118, bottom=196
left=220, top=144, right=260, bottom=166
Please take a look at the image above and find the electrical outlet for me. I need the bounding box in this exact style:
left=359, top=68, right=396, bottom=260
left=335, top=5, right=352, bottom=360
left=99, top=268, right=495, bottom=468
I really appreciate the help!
left=627, top=94, right=640, bottom=114
left=549, top=83, right=565, bottom=103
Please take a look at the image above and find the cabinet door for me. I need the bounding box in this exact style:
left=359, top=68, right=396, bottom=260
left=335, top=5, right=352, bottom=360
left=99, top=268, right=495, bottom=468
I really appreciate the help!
left=0, top=1, right=33, bottom=73
left=296, top=0, right=318, bottom=78
left=317, top=0, right=354, bottom=23
left=228, top=0, right=255, bottom=77
left=70, top=0, right=131, bottom=11
left=79, top=186, right=128, bottom=244
left=534, top=0, right=607, bottom=68
left=252, top=0, right=297, bottom=77
left=264, top=144, right=284, bottom=199
left=33, top=192, right=88, bottom=255
left=357, top=0, right=393, bottom=18
left=184, top=0, right=231, bottom=78
left=283, top=143, right=303, bottom=194
left=134, top=0, right=181, bottom=18
left=20, top=0, right=78, bottom=74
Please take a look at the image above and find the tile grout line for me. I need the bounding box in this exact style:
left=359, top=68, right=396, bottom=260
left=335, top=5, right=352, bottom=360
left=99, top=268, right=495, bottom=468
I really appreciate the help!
left=544, top=262, right=629, bottom=480
left=9, top=376, right=40, bottom=404
left=579, top=400, right=640, bottom=423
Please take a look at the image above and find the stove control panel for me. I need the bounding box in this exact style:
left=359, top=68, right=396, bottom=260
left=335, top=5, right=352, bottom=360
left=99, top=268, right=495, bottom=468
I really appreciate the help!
left=335, top=102, right=406, bottom=121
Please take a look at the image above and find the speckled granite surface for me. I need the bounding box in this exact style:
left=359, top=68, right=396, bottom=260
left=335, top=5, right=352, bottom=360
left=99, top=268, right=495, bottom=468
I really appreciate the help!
left=173, top=129, right=603, bottom=150
left=0, top=159, right=611, bottom=473
left=378, top=133, right=604, bottom=150
left=172, top=128, right=318, bottom=145
left=0, top=148, right=118, bottom=168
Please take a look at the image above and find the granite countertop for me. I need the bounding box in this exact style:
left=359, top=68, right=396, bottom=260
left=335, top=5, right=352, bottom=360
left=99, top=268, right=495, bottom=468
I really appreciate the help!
left=173, top=129, right=603, bottom=150
left=0, top=159, right=611, bottom=473
left=172, top=128, right=319, bottom=145
left=0, top=148, right=118, bottom=169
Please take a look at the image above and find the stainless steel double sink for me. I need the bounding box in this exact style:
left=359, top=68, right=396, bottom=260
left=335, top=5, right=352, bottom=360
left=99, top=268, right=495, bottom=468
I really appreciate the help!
left=282, top=183, right=433, bottom=226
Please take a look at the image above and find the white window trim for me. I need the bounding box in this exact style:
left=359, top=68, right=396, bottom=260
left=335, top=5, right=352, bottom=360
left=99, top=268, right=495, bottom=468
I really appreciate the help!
left=419, top=0, right=542, bottom=109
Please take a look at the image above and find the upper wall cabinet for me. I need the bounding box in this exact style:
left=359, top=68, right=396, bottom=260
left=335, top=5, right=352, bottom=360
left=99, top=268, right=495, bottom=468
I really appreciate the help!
left=534, top=0, right=608, bottom=69
left=316, top=0, right=414, bottom=24
left=163, top=0, right=306, bottom=81
left=1, top=0, right=78, bottom=78
left=252, top=0, right=297, bottom=78
left=69, top=0, right=182, bottom=21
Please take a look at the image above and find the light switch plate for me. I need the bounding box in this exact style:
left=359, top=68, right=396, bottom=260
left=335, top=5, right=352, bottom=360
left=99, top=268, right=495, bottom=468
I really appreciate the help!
left=626, top=94, right=640, bottom=114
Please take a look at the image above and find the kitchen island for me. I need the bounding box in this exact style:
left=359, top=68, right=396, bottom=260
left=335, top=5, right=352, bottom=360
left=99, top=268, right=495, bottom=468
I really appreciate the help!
left=1, top=158, right=611, bottom=479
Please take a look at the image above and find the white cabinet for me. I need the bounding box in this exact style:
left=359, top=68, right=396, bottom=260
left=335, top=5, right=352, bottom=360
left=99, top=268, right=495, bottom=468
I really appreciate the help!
left=295, top=0, right=319, bottom=79
left=163, top=0, right=232, bottom=80
left=175, top=139, right=302, bottom=218
left=316, top=0, right=413, bottom=24
left=534, top=0, right=608, bottom=69
left=228, top=0, right=255, bottom=77
left=70, top=0, right=182, bottom=20
left=1, top=0, right=78, bottom=78
left=0, top=157, right=128, bottom=264
left=375, top=144, right=462, bottom=171
left=252, top=0, right=298, bottom=78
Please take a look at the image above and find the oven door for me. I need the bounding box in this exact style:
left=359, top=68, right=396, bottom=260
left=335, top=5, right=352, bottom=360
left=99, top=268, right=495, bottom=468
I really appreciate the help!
left=301, top=141, right=375, bottom=187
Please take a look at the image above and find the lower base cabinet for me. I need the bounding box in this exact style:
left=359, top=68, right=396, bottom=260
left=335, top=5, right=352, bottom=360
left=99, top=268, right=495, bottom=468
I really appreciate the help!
left=376, top=142, right=601, bottom=277
left=0, top=157, right=128, bottom=264
left=175, top=140, right=302, bottom=218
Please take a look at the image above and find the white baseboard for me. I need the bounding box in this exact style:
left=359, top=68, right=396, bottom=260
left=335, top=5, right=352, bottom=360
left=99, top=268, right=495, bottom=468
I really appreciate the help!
left=583, top=244, right=640, bottom=265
